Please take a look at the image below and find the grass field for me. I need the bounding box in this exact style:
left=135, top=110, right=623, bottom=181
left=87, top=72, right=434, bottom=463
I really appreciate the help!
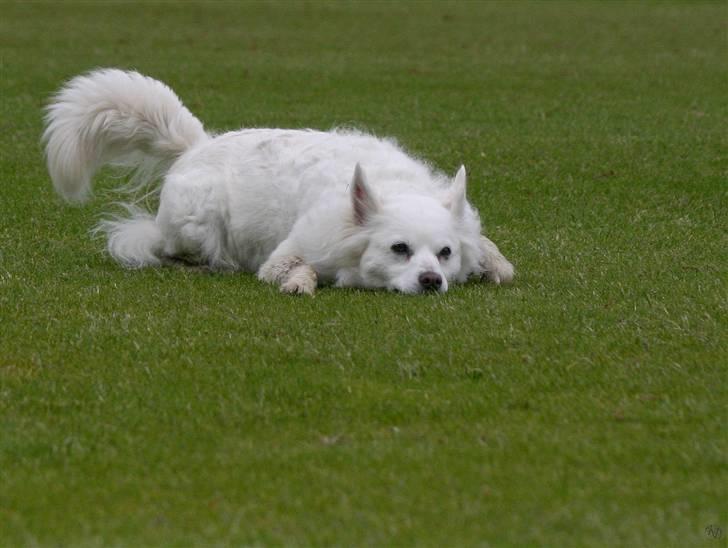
left=1, top=1, right=726, bottom=545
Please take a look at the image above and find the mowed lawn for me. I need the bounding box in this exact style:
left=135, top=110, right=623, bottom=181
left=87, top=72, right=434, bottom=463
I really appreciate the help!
left=1, top=1, right=725, bottom=545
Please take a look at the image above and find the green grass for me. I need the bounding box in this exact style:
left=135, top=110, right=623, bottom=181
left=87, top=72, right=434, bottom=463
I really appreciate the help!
left=1, top=1, right=726, bottom=545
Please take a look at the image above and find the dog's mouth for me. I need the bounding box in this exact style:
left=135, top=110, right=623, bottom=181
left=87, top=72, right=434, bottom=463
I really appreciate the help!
left=387, top=283, right=448, bottom=295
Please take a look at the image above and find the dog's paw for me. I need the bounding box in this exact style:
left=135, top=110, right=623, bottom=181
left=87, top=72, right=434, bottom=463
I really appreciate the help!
left=479, top=235, right=515, bottom=285
left=258, top=255, right=317, bottom=295
left=481, top=255, right=514, bottom=284
left=280, top=265, right=317, bottom=295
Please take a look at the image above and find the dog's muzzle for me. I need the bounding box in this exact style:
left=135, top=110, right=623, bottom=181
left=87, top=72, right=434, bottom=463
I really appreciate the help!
left=418, top=271, right=443, bottom=291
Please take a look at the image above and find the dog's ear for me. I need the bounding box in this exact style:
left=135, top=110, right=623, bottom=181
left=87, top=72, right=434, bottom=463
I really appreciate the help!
left=351, top=164, right=379, bottom=225
left=446, top=165, right=467, bottom=218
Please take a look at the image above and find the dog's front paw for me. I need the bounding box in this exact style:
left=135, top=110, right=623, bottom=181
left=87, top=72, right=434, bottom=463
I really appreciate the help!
left=479, top=235, right=514, bottom=285
left=481, top=255, right=514, bottom=284
left=280, top=265, right=317, bottom=295
left=258, top=255, right=318, bottom=296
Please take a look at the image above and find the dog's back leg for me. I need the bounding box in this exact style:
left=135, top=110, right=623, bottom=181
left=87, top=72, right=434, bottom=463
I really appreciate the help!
left=95, top=206, right=165, bottom=268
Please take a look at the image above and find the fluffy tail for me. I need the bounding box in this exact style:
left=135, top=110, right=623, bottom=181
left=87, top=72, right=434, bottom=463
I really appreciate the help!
left=43, top=68, right=208, bottom=202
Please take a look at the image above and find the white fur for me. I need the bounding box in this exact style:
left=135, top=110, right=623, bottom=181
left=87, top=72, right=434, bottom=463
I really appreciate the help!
left=43, top=69, right=514, bottom=294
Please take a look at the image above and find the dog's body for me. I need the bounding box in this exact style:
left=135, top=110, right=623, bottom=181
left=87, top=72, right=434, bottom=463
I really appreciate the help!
left=43, top=69, right=513, bottom=294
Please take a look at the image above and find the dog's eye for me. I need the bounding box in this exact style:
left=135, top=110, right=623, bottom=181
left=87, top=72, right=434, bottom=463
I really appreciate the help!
left=391, top=242, right=410, bottom=255
left=439, top=246, right=451, bottom=259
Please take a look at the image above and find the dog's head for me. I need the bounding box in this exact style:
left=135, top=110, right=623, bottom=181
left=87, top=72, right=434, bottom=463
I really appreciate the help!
left=349, top=164, right=483, bottom=294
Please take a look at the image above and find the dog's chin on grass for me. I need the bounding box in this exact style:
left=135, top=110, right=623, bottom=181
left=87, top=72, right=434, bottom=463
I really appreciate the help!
left=386, top=283, right=448, bottom=295
left=392, top=288, right=448, bottom=296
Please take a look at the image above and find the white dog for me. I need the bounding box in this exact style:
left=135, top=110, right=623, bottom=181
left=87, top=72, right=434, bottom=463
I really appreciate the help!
left=43, top=69, right=514, bottom=294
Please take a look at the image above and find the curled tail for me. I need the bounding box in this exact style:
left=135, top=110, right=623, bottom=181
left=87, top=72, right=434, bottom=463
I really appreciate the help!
left=43, top=68, right=208, bottom=202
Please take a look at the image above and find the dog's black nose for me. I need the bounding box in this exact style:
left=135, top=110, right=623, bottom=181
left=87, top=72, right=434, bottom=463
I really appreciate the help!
left=418, top=271, right=442, bottom=291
